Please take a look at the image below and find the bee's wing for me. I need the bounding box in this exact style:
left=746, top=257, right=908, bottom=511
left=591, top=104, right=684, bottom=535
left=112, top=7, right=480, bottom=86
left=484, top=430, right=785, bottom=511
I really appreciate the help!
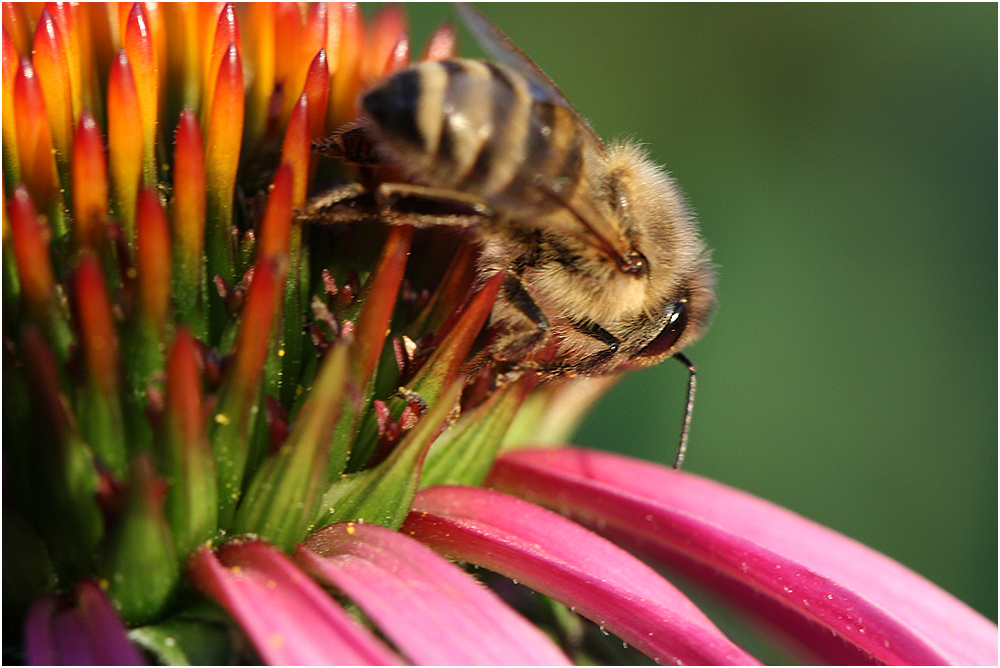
left=456, top=4, right=643, bottom=270
left=455, top=3, right=604, bottom=151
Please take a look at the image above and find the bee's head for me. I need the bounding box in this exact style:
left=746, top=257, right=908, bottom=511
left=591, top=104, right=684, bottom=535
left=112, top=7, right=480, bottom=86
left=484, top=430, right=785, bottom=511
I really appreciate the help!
left=601, top=141, right=717, bottom=365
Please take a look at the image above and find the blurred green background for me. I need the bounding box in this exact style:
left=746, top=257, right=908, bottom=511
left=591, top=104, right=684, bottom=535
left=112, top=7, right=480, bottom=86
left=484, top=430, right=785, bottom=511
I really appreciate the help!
left=398, top=4, right=998, bottom=623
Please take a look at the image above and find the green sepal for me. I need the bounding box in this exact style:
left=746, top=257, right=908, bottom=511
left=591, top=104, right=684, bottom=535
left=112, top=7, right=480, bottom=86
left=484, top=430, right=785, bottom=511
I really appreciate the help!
left=129, top=607, right=237, bottom=666
left=99, top=456, right=180, bottom=626
left=277, top=220, right=305, bottom=407
left=343, top=342, right=402, bottom=473
left=209, top=383, right=263, bottom=528
left=158, top=330, right=218, bottom=559
left=171, top=235, right=208, bottom=342
left=205, top=193, right=237, bottom=345
left=119, top=322, right=157, bottom=459
left=315, top=379, right=463, bottom=531
left=421, top=374, right=536, bottom=489
left=75, top=380, right=128, bottom=479
left=348, top=271, right=504, bottom=472
left=128, top=617, right=234, bottom=666
left=121, top=318, right=166, bottom=411
left=210, top=260, right=285, bottom=526
left=233, top=343, right=350, bottom=550
left=287, top=340, right=319, bottom=420
left=2, top=509, right=57, bottom=621
left=327, top=226, right=413, bottom=478
left=240, top=395, right=273, bottom=492
left=15, top=326, right=105, bottom=579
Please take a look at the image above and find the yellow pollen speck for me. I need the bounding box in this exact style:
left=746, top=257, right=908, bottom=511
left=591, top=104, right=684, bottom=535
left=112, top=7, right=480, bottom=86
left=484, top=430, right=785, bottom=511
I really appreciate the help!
left=98, top=578, right=111, bottom=590
left=278, top=348, right=286, bottom=357
left=215, top=413, right=230, bottom=425
left=346, top=522, right=355, bottom=534
left=269, top=633, right=285, bottom=648
left=230, top=565, right=241, bottom=574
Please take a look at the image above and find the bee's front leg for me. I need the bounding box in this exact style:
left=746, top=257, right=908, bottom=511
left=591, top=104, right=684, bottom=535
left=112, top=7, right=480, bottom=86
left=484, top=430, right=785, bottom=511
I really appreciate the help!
left=569, top=319, right=621, bottom=373
left=502, top=274, right=550, bottom=337
left=313, top=124, right=382, bottom=166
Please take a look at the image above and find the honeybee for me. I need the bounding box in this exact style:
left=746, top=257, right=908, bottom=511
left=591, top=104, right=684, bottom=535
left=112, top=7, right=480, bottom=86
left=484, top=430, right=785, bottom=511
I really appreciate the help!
left=301, top=5, right=715, bottom=462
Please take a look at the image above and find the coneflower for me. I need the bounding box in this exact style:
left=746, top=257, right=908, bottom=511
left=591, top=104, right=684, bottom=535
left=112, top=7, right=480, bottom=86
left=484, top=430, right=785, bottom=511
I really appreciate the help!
left=3, top=4, right=996, bottom=665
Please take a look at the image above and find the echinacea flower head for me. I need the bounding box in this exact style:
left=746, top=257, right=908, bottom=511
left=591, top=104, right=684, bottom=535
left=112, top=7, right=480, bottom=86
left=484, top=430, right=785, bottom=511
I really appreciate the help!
left=3, top=4, right=996, bottom=666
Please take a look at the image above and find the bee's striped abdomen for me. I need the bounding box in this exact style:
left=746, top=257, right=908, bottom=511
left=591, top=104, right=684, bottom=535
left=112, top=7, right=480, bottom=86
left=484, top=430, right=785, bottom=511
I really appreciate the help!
left=508, top=98, right=585, bottom=206
left=361, top=58, right=587, bottom=214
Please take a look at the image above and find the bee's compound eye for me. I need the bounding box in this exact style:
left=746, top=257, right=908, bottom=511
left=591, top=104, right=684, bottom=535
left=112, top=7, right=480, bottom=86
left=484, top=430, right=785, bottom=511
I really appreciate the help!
left=637, top=296, right=689, bottom=359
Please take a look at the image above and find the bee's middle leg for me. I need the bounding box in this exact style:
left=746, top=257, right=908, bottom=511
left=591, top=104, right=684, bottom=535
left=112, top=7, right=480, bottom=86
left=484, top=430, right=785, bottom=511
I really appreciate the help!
left=299, top=181, right=489, bottom=229
left=297, top=183, right=384, bottom=225
left=490, top=274, right=551, bottom=364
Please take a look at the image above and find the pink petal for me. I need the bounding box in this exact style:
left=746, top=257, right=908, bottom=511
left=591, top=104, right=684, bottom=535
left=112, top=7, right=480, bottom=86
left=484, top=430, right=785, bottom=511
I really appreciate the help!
left=24, top=581, right=145, bottom=665
left=488, top=447, right=999, bottom=665
left=299, top=521, right=572, bottom=665
left=404, top=485, right=761, bottom=665
left=187, top=539, right=400, bottom=665
left=24, top=593, right=62, bottom=665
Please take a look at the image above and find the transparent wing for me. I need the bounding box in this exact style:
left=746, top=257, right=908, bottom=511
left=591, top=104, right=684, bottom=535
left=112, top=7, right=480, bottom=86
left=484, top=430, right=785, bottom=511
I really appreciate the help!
left=455, top=3, right=605, bottom=150
left=455, top=4, right=640, bottom=272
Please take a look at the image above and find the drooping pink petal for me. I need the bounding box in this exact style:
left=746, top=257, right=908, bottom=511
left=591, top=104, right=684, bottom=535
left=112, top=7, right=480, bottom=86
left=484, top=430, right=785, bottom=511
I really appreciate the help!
left=25, top=593, right=65, bottom=665
left=488, top=447, right=999, bottom=666
left=187, top=539, right=400, bottom=665
left=403, top=485, right=760, bottom=666
left=299, top=521, right=572, bottom=665
left=74, top=581, right=147, bottom=664
left=24, top=581, right=145, bottom=665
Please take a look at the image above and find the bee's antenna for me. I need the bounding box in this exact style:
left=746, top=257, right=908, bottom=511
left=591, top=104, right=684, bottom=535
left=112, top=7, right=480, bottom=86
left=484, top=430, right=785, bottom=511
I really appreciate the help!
left=672, top=352, right=697, bottom=469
